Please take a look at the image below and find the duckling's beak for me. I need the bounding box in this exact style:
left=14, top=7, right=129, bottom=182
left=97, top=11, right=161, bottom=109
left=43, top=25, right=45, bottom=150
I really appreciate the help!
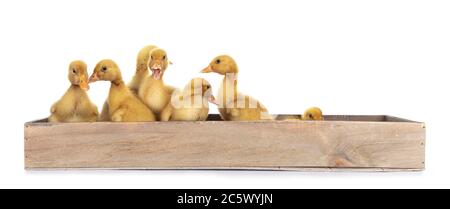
left=201, top=65, right=213, bottom=73
left=88, top=73, right=99, bottom=83
left=208, top=95, right=219, bottom=106
left=150, top=62, right=163, bottom=80
left=79, top=78, right=90, bottom=91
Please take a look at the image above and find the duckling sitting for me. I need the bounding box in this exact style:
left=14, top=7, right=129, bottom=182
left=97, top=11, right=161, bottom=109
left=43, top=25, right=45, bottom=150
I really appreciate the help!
left=89, top=60, right=156, bottom=122
left=201, top=55, right=271, bottom=121
left=99, top=45, right=158, bottom=121
left=139, top=48, right=175, bottom=120
left=49, top=61, right=98, bottom=123
left=160, top=78, right=218, bottom=121
left=302, top=107, right=324, bottom=120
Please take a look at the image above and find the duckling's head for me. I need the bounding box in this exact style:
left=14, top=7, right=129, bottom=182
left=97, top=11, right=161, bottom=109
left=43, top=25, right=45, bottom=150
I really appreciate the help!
left=184, top=78, right=218, bottom=105
left=89, top=59, right=122, bottom=83
left=148, top=48, right=170, bottom=80
left=136, top=45, right=157, bottom=72
left=302, top=107, right=324, bottom=121
left=201, top=55, right=239, bottom=75
left=68, top=60, right=89, bottom=91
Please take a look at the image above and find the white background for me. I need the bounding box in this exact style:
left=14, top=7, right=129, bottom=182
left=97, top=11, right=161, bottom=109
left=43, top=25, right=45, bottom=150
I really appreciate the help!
left=0, top=0, right=449, bottom=188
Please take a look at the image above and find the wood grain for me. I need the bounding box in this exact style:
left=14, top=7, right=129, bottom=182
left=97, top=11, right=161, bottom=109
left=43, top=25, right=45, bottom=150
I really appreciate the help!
left=24, top=115, right=426, bottom=171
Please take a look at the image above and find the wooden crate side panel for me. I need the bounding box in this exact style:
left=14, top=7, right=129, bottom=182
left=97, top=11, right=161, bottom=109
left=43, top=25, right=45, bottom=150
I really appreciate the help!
left=25, top=121, right=425, bottom=170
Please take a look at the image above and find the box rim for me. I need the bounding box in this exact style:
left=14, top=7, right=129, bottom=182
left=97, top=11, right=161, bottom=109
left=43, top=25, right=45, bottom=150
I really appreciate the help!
left=24, top=115, right=425, bottom=126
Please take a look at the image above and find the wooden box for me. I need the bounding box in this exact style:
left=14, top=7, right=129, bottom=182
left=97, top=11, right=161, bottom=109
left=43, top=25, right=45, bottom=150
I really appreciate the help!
left=24, top=115, right=426, bottom=171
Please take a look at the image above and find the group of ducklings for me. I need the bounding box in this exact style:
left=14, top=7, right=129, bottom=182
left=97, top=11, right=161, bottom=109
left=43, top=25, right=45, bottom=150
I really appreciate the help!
left=49, top=45, right=323, bottom=123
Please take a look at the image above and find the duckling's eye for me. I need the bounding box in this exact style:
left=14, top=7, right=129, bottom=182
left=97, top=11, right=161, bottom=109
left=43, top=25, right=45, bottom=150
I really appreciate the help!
left=101, top=66, right=107, bottom=72
left=72, top=69, right=76, bottom=74
left=215, top=59, right=221, bottom=64
left=206, top=85, right=211, bottom=89
left=163, top=56, right=166, bottom=60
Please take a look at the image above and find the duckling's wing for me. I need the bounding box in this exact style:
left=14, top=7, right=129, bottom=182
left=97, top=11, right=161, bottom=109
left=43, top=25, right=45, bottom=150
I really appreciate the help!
left=111, top=106, right=127, bottom=122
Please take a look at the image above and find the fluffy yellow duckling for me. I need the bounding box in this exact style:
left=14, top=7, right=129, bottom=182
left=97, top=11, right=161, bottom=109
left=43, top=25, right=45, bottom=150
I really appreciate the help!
left=129, top=45, right=158, bottom=94
left=201, top=55, right=271, bottom=121
left=99, top=45, right=158, bottom=121
left=302, top=107, right=324, bottom=120
left=89, top=60, right=156, bottom=122
left=139, top=48, right=175, bottom=120
left=48, top=61, right=98, bottom=123
left=275, top=107, right=324, bottom=121
left=160, top=78, right=218, bottom=121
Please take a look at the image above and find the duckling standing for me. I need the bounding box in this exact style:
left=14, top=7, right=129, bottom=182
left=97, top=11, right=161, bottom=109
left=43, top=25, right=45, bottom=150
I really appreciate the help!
left=201, top=55, right=271, bottom=121
left=49, top=61, right=98, bottom=122
left=160, top=78, right=218, bottom=121
left=89, top=60, right=156, bottom=122
left=139, top=48, right=175, bottom=120
left=99, top=45, right=158, bottom=121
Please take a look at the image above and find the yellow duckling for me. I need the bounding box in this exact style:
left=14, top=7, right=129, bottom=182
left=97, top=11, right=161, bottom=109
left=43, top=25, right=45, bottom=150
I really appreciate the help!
left=89, top=60, right=156, bottom=122
left=129, top=45, right=158, bottom=94
left=99, top=45, right=158, bottom=121
left=301, top=107, right=324, bottom=120
left=160, top=78, right=218, bottom=121
left=201, top=55, right=271, bottom=121
left=139, top=48, right=175, bottom=120
left=49, top=61, right=98, bottom=123
left=275, top=107, right=324, bottom=121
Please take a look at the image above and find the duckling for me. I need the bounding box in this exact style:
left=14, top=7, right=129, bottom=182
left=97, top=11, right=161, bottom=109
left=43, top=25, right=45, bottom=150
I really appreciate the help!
left=302, top=107, right=324, bottom=120
left=275, top=107, right=324, bottom=121
left=160, top=78, right=218, bottom=121
left=89, top=60, right=156, bottom=122
left=129, top=45, right=158, bottom=94
left=48, top=61, right=98, bottom=123
left=99, top=45, right=158, bottom=121
left=139, top=48, right=175, bottom=120
left=201, top=55, right=271, bottom=121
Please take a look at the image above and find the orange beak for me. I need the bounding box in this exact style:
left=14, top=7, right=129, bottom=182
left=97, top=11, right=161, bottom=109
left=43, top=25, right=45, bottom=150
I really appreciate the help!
left=150, top=61, right=164, bottom=70
left=79, top=78, right=90, bottom=91
left=201, top=65, right=213, bottom=73
left=88, top=73, right=99, bottom=83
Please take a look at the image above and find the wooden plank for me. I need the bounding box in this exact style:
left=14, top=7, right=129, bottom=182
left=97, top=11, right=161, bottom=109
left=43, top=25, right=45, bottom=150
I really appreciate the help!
left=24, top=117, right=426, bottom=170
left=385, top=115, right=421, bottom=123
left=273, top=115, right=388, bottom=122
left=324, top=115, right=387, bottom=122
